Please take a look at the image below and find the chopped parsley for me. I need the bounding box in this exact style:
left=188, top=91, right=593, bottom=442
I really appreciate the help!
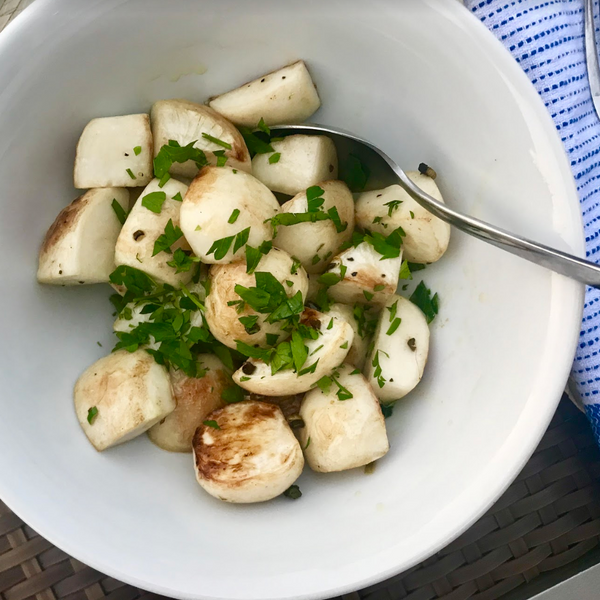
left=245, top=240, right=273, bottom=274
left=372, top=350, right=389, bottom=388
left=410, top=281, right=439, bottom=324
left=384, top=200, right=402, bottom=217
left=269, top=152, right=281, bottom=164
left=387, top=300, right=398, bottom=322
left=342, top=154, right=370, bottom=192
left=172, top=191, right=183, bottom=202
left=304, top=436, right=311, bottom=450
left=380, top=403, right=393, bottom=419
left=126, top=168, right=136, bottom=180
left=154, top=140, right=208, bottom=179
left=222, top=385, right=245, bottom=404
left=87, top=406, right=98, bottom=424
left=257, top=118, right=270, bottom=135
left=284, top=484, right=302, bottom=499
left=133, top=146, right=142, bottom=156
left=239, top=315, right=260, bottom=335
left=228, top=209, right=241, bottom=224
left=207, top=228, right=250, bottom=261
left=213, top=149, right=228, bottom=167
left=152, top=219, right=183, bottom=256
left=142, top=191, right=167, bottom=214
left=238, top=126, right=274, bottom=156
left=158, top=172, right=171, bottom=188
left=399, top=260, right=412, bottom=280
left=386, top=318, right=401, bottom=336
left=363, top=290, right=374, bottom=301
left=166, top=248, right=201, bottom=273
left=111, top=199, right=128, bottom=225
left=203, top=420, right=221, bottom=430
left=201, top=133, right=232, bottom=149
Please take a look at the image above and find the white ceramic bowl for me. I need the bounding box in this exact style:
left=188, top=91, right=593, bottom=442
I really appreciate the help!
left=0, top=0, right=586, bottom=598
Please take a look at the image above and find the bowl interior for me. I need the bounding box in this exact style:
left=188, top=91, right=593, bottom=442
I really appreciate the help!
left=0, top=0, right=585, bottom=598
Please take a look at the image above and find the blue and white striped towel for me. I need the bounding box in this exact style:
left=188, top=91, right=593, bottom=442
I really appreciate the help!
left=465, top=0, right=600, bottom=443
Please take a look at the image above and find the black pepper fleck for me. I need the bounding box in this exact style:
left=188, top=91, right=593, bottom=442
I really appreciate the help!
left=242, top=363, right=256, bottom=375
left=133, top=230, right=145, bottom=241
left=351, top=272, right=358, bottom=277
left=407, top=338, right=417, bottom=351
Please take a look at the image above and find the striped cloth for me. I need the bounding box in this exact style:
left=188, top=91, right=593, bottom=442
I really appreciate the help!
left=465, top=0, right=600, bottom=443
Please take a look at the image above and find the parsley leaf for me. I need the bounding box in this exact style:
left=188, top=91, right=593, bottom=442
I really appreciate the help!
left=239, top=126, right=274, bottom=156
left=228, top=209, right=240, bottom=224
left=257, top=118, right=270, bottom=135
left=283, top=484, right=302, bottom=499
left=172, top=192, right=183, bottom=202
left=410, top=281, right=439, bottom=323
left=133, top=146, right=142, bottom=156
left=154, top=140, right=209, bottom=178
left=399, top=260, right=412, bottom=280
left=380, top=403, right=394, bottom=419
left=142, top=191, right=167, bottom=214
left=342, top=154, right=370, bottom=192
left=203, top=420, right=221, bottom=430
left=166, top=248, right=200, bottom=273
left=245, top=240, right=272, bottom=274
left=207, top=236, right=234, bottom=260
left=269, top=152, right=281, bottom=164
left=386, top=318, right=401, bottom=336
left=290, top=330, right=308, bottom=372
left=239, top=315, right=260, bottom=335
left=87, top=406, right=98, bottom=424
left=111, top=199, right=128, bottom=225
left=126, top=168, right=136, bottom=180
left=201, top=132, right=232, bottom=149
left=153, top=219, right=184, bottom=256
left=384, top=200, right=402, bottom=217
left=372, top=349, right=390, bottom=388
left=222, top=386, right=245, bottom=404
left=233, top=227, right=250, bottom=254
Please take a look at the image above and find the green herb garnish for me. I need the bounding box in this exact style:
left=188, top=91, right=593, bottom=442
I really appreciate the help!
left=126, top=168, right=136, bottom=180
left=152, top=219, right=183, bottom=256
left=284, top=484, right=302, bottom=499
left=203, top=420, right=221, bottom=430
left=133, top=146, right=142, bottom=156
left=202, top=133, right=232, bottom=149
left=269, top=152, right=281, bottom=164
left=142, top=191, right=167, bottom=214
left=87, top=406, right=98, bottom=424
left=111, top=199, right=128, bottom=225
left=228, top=209, right=240, bottom=224
left=410, top=281, right=439, bottom=323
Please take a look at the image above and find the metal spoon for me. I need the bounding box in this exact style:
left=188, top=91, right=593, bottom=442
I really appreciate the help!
left=273, top=123, right=599, bottom=288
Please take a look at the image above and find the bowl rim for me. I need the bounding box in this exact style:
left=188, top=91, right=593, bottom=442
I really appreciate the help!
left=0, top=0, right=586, bottom=598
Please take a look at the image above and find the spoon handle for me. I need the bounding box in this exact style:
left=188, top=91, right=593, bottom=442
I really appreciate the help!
left=393, top=169, right=599, bottom=289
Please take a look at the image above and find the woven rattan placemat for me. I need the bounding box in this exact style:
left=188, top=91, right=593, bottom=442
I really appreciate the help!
left=2, top=2, right=600, bottom=599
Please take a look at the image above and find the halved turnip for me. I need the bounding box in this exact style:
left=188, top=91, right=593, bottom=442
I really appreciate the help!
left=37, top=188, right=129, bottom=285
left=150, top=99, right=251, bottom=177
left=273, top=180, right=354, bottom=274
left=364, top=295, right=430, bottom=403
left=74, top=349, right=175, bottom=451
left=204, top=247, right=308, bottom=350
left=252, top=135, right=338, bottom=196
left=180, top=166, right=279, bottom=264
left=208, top=60, right=320, bottom=127
left=74, top=114, right=153, bottom=189
left=148, top=354, right=230, bottom=452
left=232, top=308, right=353, bottom=396
left=193, top=401, right=304, bottom=503
left=115, top=177, right=191, bottom=287
left=327, top=242, right=402, bottom=307
left=355, top=172, right=450, bottom=263
left=298, top=364, right=389, bottom=472
left=325, top=303, right=373, bottom=371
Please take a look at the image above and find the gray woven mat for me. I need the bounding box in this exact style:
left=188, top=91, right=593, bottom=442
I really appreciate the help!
left=2, top=2, right=600, bottom=600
